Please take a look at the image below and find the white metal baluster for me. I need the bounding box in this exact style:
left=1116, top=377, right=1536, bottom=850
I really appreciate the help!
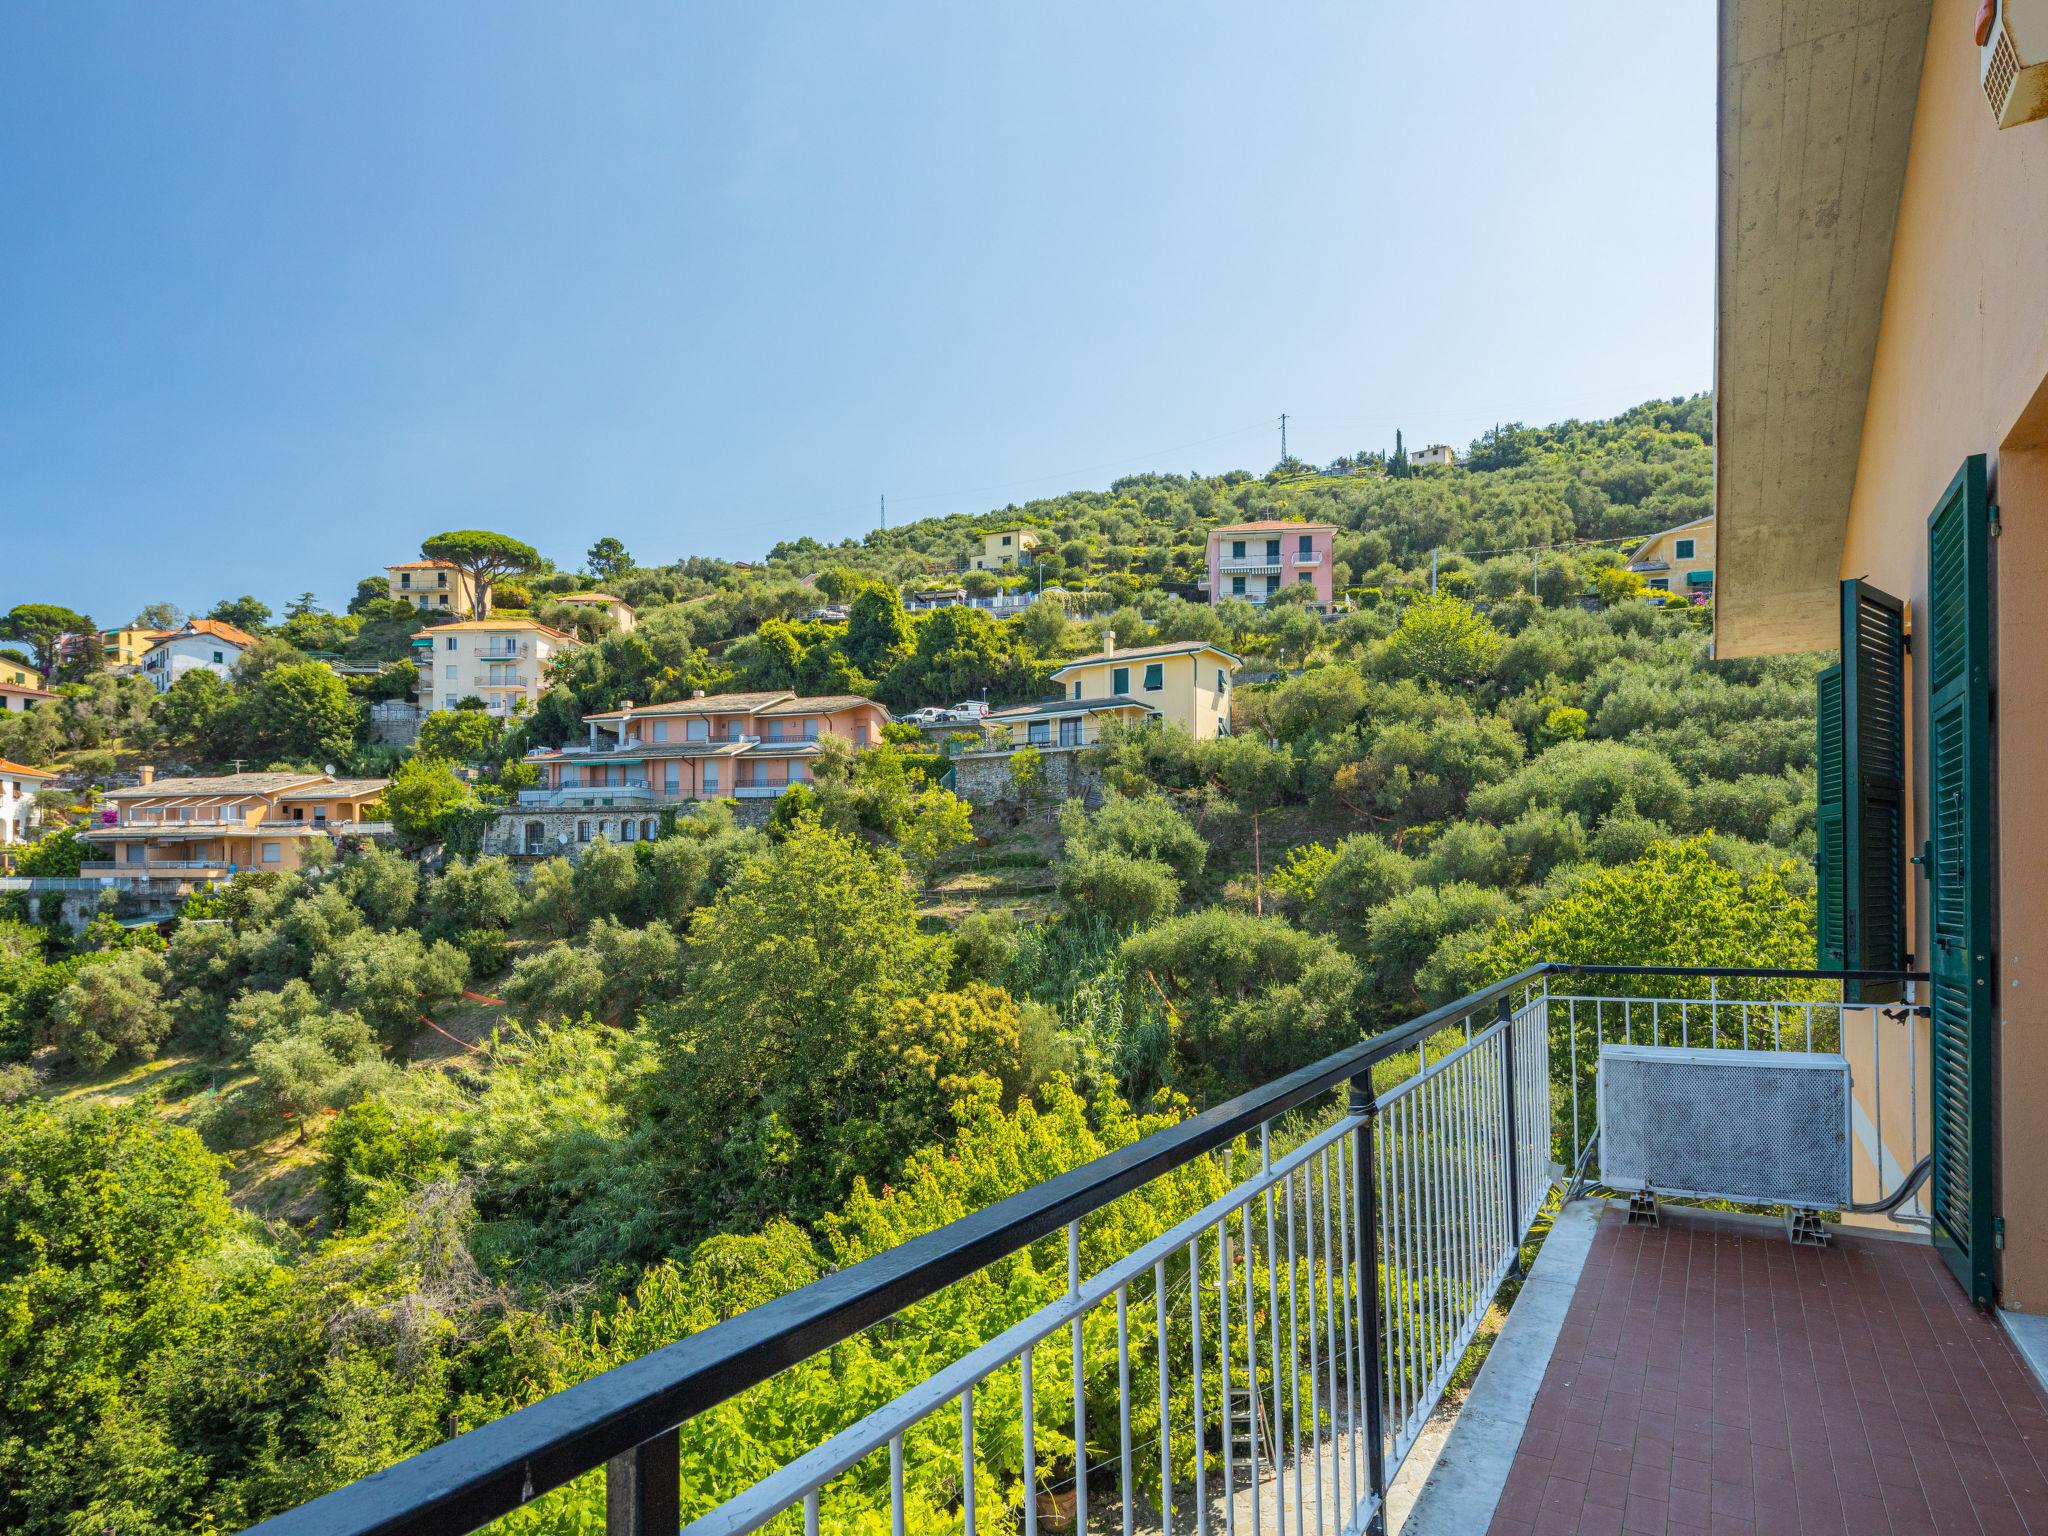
left=1418, top=1071, right=1440, bottom=1413
left=1805, top=1000, right=1815, bottom=1052
left=1190, top=1237, right=1209, bottom=1536
left=1023, top=1344, right=1038, bottom=1536
left=1117, top=1285, right=1133, bottom=1536
left=1568, top=997, right=1581, bottom=1169
left=1284, top=1170, right=1302, bottom=1536
left=1340, top=1130, right=1364, bottom=1515
left=1399, top=1089, right=1421, bottom=1445
left=1304, top=1156, right=1323, bottom=1536
left=1423, top=1062, right=1443, bottom=1416
left=1321, top=1147, right=1346, bottom=1525
left=1262, top=1127, right=1285, bottom=1536
left=890, top=1434, right=905, bottom=1536
left=1241, top=1198, right=1259, bottom=1536
left=1709, top=976, right=1719, bottom=1046
left=1378, top=1093, right=1402, bottom=1447
left=963, top=1385, right=977, bottom=1536
left=1872, top=1003, right=1884, bottom=1208
left=1354, top=1118, right=1377, bottom=1483
left=1499, top=1036, right=1515, bottom=1277
left=1070, top=1221, right=1086, bottom=1536
left=1156, top=1259, right=1173, bottom=1536
left=1218, top=1217, right=1235, bottom=1536
left=1459, top=1047, right=1478, bottom=1364
left=1909, top=987, right=1923, bottom=1217
left=804, top=1489, right=819, bottom=1536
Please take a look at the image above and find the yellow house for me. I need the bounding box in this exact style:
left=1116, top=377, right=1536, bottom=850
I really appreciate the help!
left=101, top=627, right=173, bottom=668
left=558, top=593, right=637, bottom=633
left=412, top=618, right=579, bottom=718
left=970, top=527, right=1042, bottom=571
left=1040, top=638, right=1239, bottom=741
left=387, top=560, right=480, bottom=616
left=1626, top=515, right=1714, bottom=601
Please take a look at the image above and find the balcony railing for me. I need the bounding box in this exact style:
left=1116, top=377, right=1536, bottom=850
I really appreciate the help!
left=241, top=964, right=1930, bottom=1536
left=1216, top=554, right=1284, bottom=572
left=78, top=860, right=227, bottom=874
left=517, top=782, right=656, bottom=808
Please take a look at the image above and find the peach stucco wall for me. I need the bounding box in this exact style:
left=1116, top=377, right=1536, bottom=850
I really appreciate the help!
left=1838, top=0, right=2048, bottom=1309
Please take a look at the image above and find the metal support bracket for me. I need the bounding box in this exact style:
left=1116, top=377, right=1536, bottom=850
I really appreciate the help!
left=1785, top=1208, right=1830, bottom=1248
left=1626, top=1189, right=1659, bottom=1227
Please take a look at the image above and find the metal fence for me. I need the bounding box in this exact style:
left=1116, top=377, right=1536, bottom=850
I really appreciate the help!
left=241, top=965, right=1920, bottom=1536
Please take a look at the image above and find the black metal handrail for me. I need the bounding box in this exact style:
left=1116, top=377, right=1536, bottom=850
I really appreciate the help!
left=241, top=962, right=1925, bottom=1536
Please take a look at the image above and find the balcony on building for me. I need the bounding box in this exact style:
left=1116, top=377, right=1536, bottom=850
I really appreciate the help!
left=243, top=963, right=2046, bottom=1536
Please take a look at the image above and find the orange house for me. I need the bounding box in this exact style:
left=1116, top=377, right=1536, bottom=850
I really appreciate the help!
left=519, top=690, right=888, bottom=817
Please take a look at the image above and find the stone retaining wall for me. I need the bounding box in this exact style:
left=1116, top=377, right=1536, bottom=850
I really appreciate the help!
left=951, top=746, right=1101, bottom=809
left=480, top=796, right=778, bottom=860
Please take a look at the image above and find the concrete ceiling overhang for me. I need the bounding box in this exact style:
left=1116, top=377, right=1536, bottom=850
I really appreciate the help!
left=1714, top=0, right=1932, bottom=657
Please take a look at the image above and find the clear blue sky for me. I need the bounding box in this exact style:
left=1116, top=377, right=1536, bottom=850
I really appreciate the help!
left=1, top=3, right=1714, bottom=624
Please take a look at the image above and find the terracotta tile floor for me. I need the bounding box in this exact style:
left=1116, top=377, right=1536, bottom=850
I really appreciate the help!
left=1484, top=1209, right=2048, bottom=1536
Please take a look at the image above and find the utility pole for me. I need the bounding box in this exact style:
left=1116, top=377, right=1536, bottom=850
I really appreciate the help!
left=880, top=494, right=887, bottom=531
left=1279, top=413, right=1289, bottom=464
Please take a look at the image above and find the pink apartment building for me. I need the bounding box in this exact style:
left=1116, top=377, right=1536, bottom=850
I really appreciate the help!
left=519, top=690, right=889, bottom=815
left=1201, top=519, right=1336, bottom=609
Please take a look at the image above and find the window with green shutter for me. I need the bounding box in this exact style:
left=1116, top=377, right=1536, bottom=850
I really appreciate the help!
left=1814, top=662, right=1846, bottom=971
left=1925, top=454, right=1995, bottom=1305
left=1842, top=578, right=1906, bottom=1001
left=1814, top=579, right=1906, bottom=1000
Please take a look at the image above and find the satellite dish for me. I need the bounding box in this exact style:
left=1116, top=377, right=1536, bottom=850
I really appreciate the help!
left=323, top=763, right=336, bottom=776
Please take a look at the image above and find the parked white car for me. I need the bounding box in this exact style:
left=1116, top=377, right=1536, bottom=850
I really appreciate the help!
left=948, top=700, right=992, bottom=722
left=897, top=706, right=951, bottom=727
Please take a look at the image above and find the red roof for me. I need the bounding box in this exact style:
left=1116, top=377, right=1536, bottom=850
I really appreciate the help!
left=153, top=618, right=258, bottom=650
left=1210, top=519, right=1337, bottom=535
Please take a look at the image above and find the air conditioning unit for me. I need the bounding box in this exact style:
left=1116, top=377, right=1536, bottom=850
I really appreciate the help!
left=1982, top=0, right=2048, bottom=128
left=1598, top=1045, right=1851, bottom=1209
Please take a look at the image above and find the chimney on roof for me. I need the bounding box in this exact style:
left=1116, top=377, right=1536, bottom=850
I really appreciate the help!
left=138, top=764, right=155, bottom=786
left=692, top=688, right=706, bottom=699
left=1102, top=629, right=1116, bottom=655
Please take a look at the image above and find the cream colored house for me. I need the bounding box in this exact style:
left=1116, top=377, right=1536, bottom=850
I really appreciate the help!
left=413, top=619, right=578, bottom=717
left=559, top=593, right=637, bottom=633
left=1627, top=516, right=1714, bottom=601
left=0, top=681, right=56, bottom=713
left=0, top=758, right=52, bottom=846
left=388, top=560, right=480, bottom=616
left=970, top=528, right=1042, bottom=571
left=1043, top=638, right=1239, bottom=741
left=1410, top=443, right=1457, bottom=468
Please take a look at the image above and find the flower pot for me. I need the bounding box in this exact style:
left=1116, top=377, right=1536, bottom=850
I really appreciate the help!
left=1036, top=1487, right=1079, bottom=1531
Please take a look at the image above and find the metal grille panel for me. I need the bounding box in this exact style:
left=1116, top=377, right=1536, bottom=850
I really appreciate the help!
left=1598, top=1045, right=1850, bottom=1208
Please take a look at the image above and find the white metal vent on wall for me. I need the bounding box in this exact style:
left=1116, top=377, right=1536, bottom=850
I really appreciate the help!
left=1982, top=0, right=2048, bottom=128
left=1598, top=1045, right=1851, bottom=1209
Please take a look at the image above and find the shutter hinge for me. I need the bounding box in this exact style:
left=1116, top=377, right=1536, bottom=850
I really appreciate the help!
left=1900, top=631, right=1912, bottom=654
left=1994, top=1216, right=2006, bottom=1250
left=1990, top=504, right=2003, bottom=537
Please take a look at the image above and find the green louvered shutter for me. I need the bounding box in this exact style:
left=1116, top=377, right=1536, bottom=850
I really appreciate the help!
left=1926, top=455, right=1994, bottom=1305
left=1840, top=579, right=1906, bottom=1002
left=1814, top=663, right=1846, bottom=972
